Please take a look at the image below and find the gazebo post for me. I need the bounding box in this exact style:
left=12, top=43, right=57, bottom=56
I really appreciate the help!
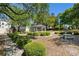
left=35, top=27, right=37, bottom=31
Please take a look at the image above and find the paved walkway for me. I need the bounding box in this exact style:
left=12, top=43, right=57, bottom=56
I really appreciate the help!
left=33, top=31, right=79, bottom=56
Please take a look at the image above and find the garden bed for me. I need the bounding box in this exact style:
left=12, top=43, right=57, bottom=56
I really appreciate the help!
left=27, top=31, right=50, bottom=36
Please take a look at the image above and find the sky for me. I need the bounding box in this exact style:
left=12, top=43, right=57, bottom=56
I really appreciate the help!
left=49, top=3, right=74, bottom=16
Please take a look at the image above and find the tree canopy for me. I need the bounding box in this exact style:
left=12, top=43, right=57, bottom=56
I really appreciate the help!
left=59, top=3, right=79, bottom=26
left=0, top=3, right=49, bottom=26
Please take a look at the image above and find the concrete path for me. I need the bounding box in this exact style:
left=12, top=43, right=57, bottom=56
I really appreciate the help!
left=33, top=31, right=79, bottom=56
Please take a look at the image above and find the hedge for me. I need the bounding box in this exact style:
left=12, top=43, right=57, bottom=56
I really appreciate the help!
left=24, top=42, right=46, bottom=56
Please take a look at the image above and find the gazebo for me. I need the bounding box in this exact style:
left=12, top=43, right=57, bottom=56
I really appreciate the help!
left=31, top=24, right=46, bottom=32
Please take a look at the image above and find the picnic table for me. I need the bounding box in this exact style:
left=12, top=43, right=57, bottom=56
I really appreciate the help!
left=60, top=34, right=74, bottom=41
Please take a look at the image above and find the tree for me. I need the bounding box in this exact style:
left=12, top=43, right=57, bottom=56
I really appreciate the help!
left=55, top=13, right=63, bottom=30
left=59, top=3, right=79, bottom=29
left=46, top=15, right=56, bottom=29
left=0, top=3, right=49, bottom=31
left=32, top=4, right=49, bottom=25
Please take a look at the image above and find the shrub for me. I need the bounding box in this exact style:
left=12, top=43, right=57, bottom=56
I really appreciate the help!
left=7, top=32, right=19, bottom=42
left=45, top=31, right=50, bottom=36
left=24, top=42, right=46, bottom=56
left=16, top=35, right=32, bottom=48
left=28, top=32, right=40, bottom=36
left=59, top=32, right=65, bottom=34
left=8, top=32, right=32, bottom=48
left=33, top=32, right=40, bottom=36
left=40, top=32, right=45, bottom=36
left=40, top=31, right=50, bottom=36
left=66, top=31, right=72, bottom=34
left=55, top=25, right=60, bottom=30
left=55, top=31, right=64, bottom=34
left=55, top=31, right=60, bottom=34
left=27, top=32, right=33, bottom=35
left=73, top=31, right=79, bottom=35
left=55, top=25, right=64, bottom=30
left=27, top=31, right=50, bottom=36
